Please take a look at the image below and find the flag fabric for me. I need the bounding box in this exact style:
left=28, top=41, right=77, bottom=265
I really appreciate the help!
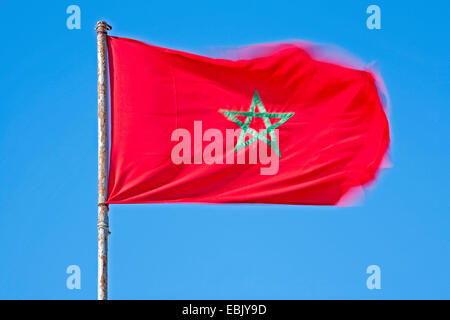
left=106, top=36, right=389, bottom=205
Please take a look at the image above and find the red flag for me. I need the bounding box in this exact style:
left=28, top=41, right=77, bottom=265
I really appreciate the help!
left=106, top=36, right=389, bottom=205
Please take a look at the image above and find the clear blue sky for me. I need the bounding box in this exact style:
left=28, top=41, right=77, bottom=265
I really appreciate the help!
left=0, top=0, right=448, bottom=299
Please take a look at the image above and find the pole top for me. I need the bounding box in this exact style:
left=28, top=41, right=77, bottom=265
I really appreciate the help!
left=96, top=21, right=112, bottom=33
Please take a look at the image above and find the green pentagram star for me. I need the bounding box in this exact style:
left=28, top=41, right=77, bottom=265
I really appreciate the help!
left=219, top=91, right=295, bottom=157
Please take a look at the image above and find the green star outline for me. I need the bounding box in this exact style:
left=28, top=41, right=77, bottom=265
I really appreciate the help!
left=219, top=91, right=295, bottom=157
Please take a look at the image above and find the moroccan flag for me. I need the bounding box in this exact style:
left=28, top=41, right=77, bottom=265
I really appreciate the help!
left=106, top=36, right=389, bottom=205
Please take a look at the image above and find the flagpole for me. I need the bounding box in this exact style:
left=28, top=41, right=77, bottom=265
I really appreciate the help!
left=96, top=20, right=111, bottom=300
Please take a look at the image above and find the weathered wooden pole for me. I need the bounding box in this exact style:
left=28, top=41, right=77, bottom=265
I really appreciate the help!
left=96, top=20, right=111, bottom=300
